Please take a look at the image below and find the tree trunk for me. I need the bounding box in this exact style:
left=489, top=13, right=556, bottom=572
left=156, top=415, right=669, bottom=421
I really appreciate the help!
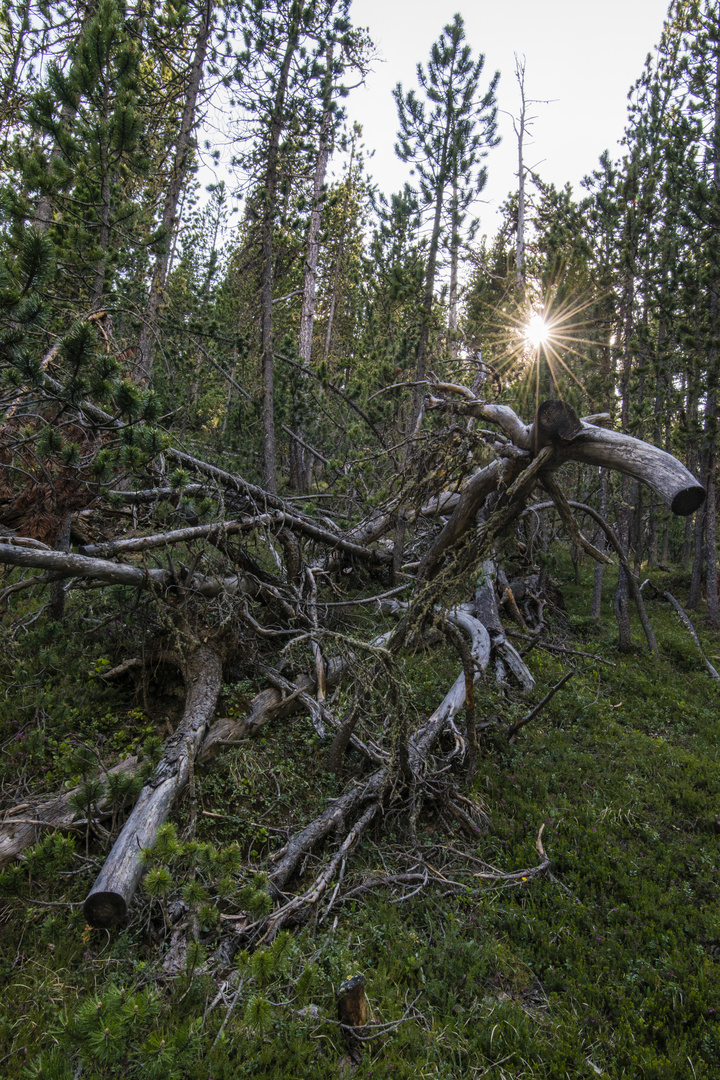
left=0, top=757, right=139, bottom=869
left=410, top=114, right=453, bottom=433
left=591, top=471, right=608, bottom=618
left=136, top=0, right=214, bottom=378
left=290, top=46, right=334, bottom=491
left=514, top=55, right=527, bottom=291
left=259, top=9, right=302, bottom=493
left=448, top=176, right=460, bottom=356
left=84, top=643, right=223, bottom=927
left=48, top=512, right=72, bottom=621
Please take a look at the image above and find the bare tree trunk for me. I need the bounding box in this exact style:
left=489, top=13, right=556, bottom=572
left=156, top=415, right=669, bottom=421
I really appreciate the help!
left=448, top=176, right=460, bottom=356
left=48, top=512, right=72, bottom=621
left=410, top=116, right=453, bottom=433
left=514, top=55, right=527, bottom=291
left=259, top=9, right=301, bottom=494
left=706, top=451, right=718, bottom=627
left=705, top=10, right=720, bottom=629
left=137, top=0, right=214, bottom=378
left=0, top=0, right=31, bottom=142
left=290, top=45, right=334, bottom=491
left=32, top=2, right=100, bottom=231
left=92, top=104, right=112, bottom=308
left=591, top=471, right=608, bottom=618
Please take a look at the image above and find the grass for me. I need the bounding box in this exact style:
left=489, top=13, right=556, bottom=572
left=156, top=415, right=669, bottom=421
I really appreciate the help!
left=0, top=555, right=719, bottom=1078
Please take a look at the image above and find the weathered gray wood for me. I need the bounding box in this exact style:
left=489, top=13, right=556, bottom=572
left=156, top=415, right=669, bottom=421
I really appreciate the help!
left=553, top=424, right=705, bottom=516
left=417, top=459, right=508, bottom=580
left=0, top=543, right=251, bottom=597
left=83, top=644, right=223, bottom=928
left=106, top=484, right=206, bottom=504
left=533, top=399, right=583, bottom=446
left=0, top=756, right=139, bottom=868
left=428, top=391, right=704, bottom=517
left=269, top=613, right=491, bottom=891
left=80, top=512, right=390, bottom=565
left=0, top=631, right=393, bottom=867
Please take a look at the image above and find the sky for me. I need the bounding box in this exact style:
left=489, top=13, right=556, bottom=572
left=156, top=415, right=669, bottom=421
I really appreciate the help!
left=344, top=0, right=671, bottom=237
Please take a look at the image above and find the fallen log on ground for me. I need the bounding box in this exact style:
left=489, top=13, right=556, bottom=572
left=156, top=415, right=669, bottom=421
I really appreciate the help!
left=0, top=543, right=255, bottom=598
left=0, top=755, right=139, bottom=867
left=0, top=629, right=395, bottom=869
left=79, top=511, right=390, bottom=565
left=83, top=642, right=223, bottom=928
left=0, top=394, right=707, bottom=937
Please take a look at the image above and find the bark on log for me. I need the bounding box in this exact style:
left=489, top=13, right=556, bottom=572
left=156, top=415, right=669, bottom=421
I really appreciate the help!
left=533, top=400, right=583, bottom=447
left=428, top=393, right=704, bottom=516
left=0, top=630, right=395, bottom=867
left=0, top=543, right=254, bottom=598
left=199, top=631, right=393, bottom=763
left=416, top=460, right=508, bottom=580
left=0, top=757, right=139, bottom=867
left=552, top=424, right=705, bottom=516
left=337, top=974, right=368, bottom=1061
left=83, top=643, right=223, bottom=928
left=106, top=484, right=206, bottom=504
left=80, top=513, right=390, bottom=565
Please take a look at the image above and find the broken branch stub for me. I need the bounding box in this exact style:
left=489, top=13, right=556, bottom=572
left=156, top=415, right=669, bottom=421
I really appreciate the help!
left=551, top=422, right=705, bottom=516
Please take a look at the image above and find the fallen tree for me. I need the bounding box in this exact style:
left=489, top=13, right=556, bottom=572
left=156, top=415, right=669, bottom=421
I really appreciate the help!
left=0, top=390, right=706, bottom=934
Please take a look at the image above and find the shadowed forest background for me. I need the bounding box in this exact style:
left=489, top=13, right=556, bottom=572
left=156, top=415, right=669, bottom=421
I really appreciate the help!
left=1, top=2, right=720, bottom=1077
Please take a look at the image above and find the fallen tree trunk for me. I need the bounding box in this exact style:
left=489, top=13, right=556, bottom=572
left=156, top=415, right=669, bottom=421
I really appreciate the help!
left=0, top=543, right=254, bottom=598
left=432, top=390, right=705, bottom=517
left=83, top=643, right=223, bottom=928
left=0, top=756, right=139, bottom=867
left=553, top=423, right=705, bottom=516
left=470, top=562, right=536, bottom=693
left=80, top=512, right=390, bottom=565
left=0, top=629, right=397, bottom=869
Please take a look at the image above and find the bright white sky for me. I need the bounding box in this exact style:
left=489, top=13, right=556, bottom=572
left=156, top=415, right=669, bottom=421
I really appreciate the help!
left=345, top=0, right=671, bottom=236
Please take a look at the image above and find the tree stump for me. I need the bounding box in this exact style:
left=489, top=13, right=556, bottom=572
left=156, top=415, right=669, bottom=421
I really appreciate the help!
left=337, top=974, right=368, bottom=1063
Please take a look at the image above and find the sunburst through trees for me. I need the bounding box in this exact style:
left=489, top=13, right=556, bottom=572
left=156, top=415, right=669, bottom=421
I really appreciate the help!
left=466, top=275, right=611, bottom=415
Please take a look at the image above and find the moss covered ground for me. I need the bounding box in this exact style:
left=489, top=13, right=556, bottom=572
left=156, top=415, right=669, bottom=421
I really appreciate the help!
left=1, top=558, right=719, bottom=1079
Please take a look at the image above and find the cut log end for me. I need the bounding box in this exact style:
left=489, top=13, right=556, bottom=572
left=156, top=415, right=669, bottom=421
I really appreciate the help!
left=671, top=485, right=706, bottom=517
left=535, top=400, right=582, bottom=446
left=84, top=890, right=127, bottom=928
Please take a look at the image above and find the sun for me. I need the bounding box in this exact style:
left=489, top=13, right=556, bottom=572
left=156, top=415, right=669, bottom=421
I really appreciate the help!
left=524, top=312, right=549, bottom=349
left=465, top=270, right=611, bottom=415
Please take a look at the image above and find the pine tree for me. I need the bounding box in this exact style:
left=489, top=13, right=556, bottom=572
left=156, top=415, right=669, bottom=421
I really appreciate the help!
left=394, top=13, right=499, bottom=430
left=233, top=0, right=361, bottom=492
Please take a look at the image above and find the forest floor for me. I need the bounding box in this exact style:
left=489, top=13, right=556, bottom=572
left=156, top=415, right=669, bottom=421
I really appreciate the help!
left=1, top=553, right=720, bottom=1079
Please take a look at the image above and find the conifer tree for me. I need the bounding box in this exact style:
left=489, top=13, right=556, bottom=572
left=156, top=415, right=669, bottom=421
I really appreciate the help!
left=394, top=13, right=499, bottom=429
left=233, top=0, right=360, bottom=493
